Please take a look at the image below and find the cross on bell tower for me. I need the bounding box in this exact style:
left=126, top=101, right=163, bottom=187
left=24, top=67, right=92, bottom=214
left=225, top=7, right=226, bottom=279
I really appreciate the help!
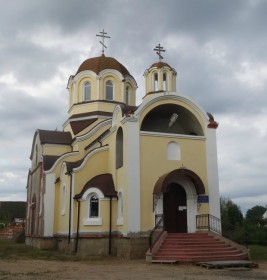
left=96, top=29, right=111, bottom=55
left=154, top=43, right=166, bottom=62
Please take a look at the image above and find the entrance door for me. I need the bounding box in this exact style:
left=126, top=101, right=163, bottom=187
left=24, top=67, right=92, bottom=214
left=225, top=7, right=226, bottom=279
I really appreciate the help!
left=163, top=184, right=187, bottom=233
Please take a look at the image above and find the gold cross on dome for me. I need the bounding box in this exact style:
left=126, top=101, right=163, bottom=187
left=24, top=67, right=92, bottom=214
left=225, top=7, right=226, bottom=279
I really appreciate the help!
left=96, top=29, right=111, bottom=54
left=154, top=43, right=166, bottom=62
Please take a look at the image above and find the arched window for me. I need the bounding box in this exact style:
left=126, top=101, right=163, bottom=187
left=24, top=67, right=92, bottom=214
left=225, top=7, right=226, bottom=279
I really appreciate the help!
left=106, top=80, right=113, bottom=100
left=154, top=73, right=158, bottom=91
left=89, top=195, right=99, bottom=218
left=167, top=141, right=181, bottom=160
left=116, top=127, right=123, bottom=169
left=125, top=86, right=130, bottom=105
left=83, top=81, right=91, bottom=101
left=117, top=191, right=123, bottom=225
left=82, top=188, right=103, bottom=226
left=163, top=72, right=168, bottom=91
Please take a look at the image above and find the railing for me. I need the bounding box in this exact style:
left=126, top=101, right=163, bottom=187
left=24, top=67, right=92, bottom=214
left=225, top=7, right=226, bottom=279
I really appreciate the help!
left=196, top=214, right=249, bottom=245
left=149, top=214, right=164, bottom=252
left=196, top=214, right=222, bottom=235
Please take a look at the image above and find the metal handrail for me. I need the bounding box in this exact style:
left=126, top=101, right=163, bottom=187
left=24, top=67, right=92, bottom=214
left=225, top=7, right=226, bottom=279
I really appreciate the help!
left=196, top=214, right=222, bottom=234
left=196, top=213, right=249, bottom=245
left=149, top=214, right=164, bottom=252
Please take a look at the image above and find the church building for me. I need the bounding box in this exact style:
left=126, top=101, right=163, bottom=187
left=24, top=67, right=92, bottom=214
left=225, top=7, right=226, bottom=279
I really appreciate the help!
left=26, top=32, right=221, bottom=259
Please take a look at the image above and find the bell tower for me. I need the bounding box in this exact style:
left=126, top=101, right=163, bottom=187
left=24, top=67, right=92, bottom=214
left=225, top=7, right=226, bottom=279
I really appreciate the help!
left=143, top=44, right=177, bottom=96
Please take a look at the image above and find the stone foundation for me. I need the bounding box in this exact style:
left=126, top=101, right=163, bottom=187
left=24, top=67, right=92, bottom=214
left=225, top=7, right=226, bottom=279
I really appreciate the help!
left=25, top=235, right=149, bottom=259
left=25, top=236, right=57, bottom=250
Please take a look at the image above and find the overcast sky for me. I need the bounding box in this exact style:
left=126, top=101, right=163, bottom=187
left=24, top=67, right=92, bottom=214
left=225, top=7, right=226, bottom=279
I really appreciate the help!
left=0, top=0, right=266, bottom=214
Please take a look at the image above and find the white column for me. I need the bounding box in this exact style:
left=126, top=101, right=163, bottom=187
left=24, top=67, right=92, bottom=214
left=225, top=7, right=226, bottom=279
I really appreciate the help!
left=125, top=119, right=141, bottom=233
left=43, top=173, right=55, bottom=237
left=206, top=128, right=221, bottom=219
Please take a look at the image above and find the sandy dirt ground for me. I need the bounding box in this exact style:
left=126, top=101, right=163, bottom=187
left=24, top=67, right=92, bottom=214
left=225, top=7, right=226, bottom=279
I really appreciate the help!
left=0, top=259, right=267, bottom=280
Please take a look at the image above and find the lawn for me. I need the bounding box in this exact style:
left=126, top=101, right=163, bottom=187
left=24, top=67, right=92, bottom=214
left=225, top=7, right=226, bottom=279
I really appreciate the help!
left=1, top=240, right=267, bottom=262
left=0, top=240, right=84, bottom=261
left=249, top=245, right=267, bottom=261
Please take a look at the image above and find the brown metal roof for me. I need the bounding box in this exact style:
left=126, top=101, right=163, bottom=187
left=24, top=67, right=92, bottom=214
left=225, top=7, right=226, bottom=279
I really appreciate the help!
left=76, top=54, right=131, bottom=77
left=70, top=118, right=97, bottom=135
left=149, top=61, right=172, bottom=69
left=30, top=129, right=72, bottom=160
left=43, top=155, right=60, bottom=171
left=38, top=129, right=72, bottom=145
left=74, top=174, right=117, bottom=199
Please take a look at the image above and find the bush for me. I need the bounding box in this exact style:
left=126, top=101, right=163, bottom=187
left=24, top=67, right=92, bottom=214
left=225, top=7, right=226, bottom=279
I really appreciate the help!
left=14, top=231, right=25, bottom=243
left=0, top=223, right=5, bottom=229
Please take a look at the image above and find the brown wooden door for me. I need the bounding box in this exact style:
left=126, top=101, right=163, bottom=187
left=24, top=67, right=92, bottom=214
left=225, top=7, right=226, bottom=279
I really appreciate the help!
left=163, top=184, right=187, bottom=233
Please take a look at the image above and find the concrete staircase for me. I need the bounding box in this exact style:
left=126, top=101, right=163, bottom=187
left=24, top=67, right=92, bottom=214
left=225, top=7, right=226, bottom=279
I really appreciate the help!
left=148, top=232, right=249, bottom=263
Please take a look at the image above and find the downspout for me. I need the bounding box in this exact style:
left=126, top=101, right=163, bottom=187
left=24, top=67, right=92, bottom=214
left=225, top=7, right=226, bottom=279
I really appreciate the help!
left=75, top=199, right=80, bottom=252
left=68, top=171, right=73, bottom=244
left=109, top=196, right=112, bottom=255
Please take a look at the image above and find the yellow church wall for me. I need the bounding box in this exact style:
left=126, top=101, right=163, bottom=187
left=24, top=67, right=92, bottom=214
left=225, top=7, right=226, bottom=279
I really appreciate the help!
left=139, top=135, right=209, bottom=232
left=72, top=122, right=111, bottom=153
left=114, top=164, right=129, bottom=234
left=68, top=101, right=117, bottom=117
left=100, top=74, right=122, bottom=102
left=53, top=164, right=72, bottom=234
left=73, top=149, right=108, bottom=195
left=78, top=198, right=112, bottom=232
left=76, top=76, right=98, bottom=102
left=42, top=145, right=72, bottom=157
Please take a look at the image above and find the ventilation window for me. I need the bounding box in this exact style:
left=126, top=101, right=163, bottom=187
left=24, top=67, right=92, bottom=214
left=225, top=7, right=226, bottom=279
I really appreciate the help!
left=154, top=73, right=158, bottom=91
left=167, top=142, right=181, bottom=160
left=163, top=72, right=168, bottom=91
left=125, top=86, right=130, bottom=105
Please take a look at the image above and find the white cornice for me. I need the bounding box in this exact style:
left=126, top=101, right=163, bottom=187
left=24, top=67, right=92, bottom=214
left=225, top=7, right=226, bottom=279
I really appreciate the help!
left=140, top=131, right=206, bottom=140
left=73, top=119, right=112, bottom=144
left=44, top=151, right=80, bottom=174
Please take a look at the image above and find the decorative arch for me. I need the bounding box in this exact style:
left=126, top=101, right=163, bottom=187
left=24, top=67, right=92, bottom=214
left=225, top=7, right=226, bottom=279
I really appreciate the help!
left=74, top=173, right=117, bottom=200
left=141, top=104, right=204, bottom=136
left=153, top=169, right=205, bottom=195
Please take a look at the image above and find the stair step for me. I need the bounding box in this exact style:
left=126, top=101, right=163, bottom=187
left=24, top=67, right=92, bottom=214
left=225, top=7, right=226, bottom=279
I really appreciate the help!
left=150, top=232, right=248, bottom=263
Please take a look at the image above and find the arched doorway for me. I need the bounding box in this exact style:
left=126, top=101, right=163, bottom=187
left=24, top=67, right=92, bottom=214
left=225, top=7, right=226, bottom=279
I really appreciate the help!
left=153, top=169, right=205, bottom=233
left=163, top=184, right=187, bottom=233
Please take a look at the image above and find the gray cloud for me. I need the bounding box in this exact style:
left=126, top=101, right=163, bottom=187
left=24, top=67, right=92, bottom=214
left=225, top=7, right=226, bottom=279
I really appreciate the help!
left=0, top=0, right=266, bottom=214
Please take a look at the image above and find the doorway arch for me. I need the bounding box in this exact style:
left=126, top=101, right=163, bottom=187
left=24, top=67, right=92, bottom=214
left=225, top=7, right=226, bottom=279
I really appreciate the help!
left=153, top=169, right=205, bottom=233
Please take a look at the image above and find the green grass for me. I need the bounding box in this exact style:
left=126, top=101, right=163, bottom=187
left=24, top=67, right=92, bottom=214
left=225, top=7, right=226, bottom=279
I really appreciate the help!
left=249, top=245, right=267, bottom=261
left=1, top=240, right=267, bottom=262
left=0, top=240, right=84, bottom=261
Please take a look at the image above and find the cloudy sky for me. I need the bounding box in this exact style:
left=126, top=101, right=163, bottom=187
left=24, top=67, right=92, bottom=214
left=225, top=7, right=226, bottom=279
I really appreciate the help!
left=0, top=0, right=266, bottom=214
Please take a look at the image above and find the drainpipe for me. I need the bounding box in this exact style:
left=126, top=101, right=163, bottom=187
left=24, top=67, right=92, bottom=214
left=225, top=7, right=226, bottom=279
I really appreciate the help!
left=68, top=172, right=73, bottom=244
left=75, top=199, right=80, bottom=252
left=109, top=196, right=112, bottom=255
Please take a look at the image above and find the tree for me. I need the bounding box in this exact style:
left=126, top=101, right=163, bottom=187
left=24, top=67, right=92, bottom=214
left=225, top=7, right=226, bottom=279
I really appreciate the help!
left=245, top=205, right=267, bottom=227
left=220, top=197, right=243, bottom=227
